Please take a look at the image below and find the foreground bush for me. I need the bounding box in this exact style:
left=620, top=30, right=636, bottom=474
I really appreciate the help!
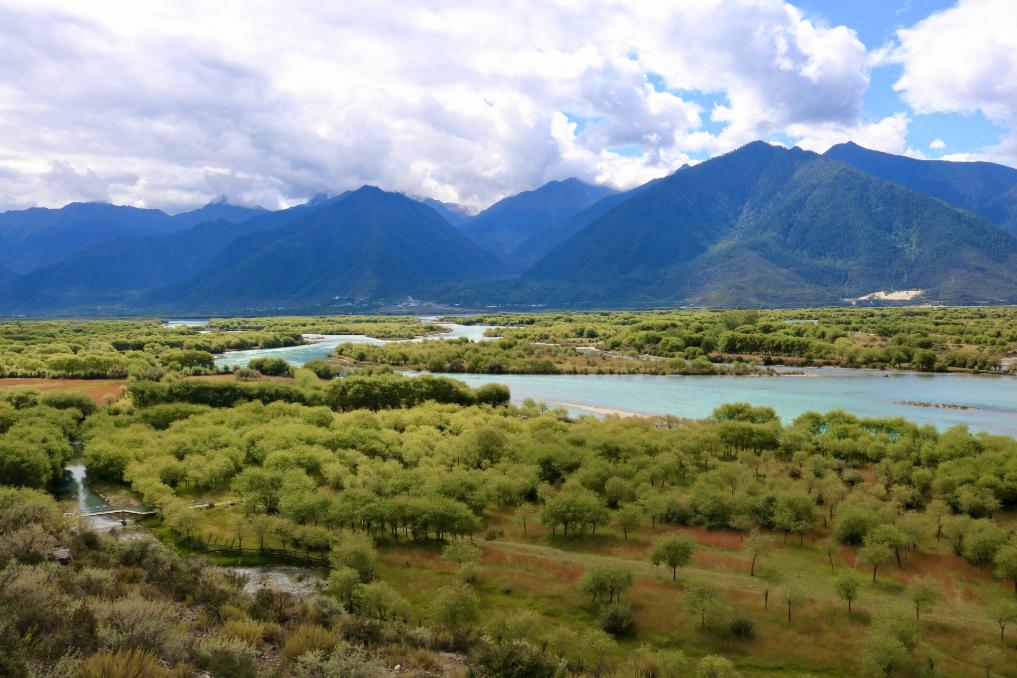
left=194, top=635, right=257, bottom=678
left=76, top=649, right=166, bottom=678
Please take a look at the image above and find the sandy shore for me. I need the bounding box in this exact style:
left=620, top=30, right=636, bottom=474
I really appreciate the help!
left=557, top=401, right=649, bottom=418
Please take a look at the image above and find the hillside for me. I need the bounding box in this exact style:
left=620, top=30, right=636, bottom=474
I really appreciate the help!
left=0, top=203, right=319, bottom=314
left=825, top=142, right=1017, bottom=236
left=528, top=142, right=1017, bottom=306
left=150, top=186, right=504, bottom=311
left=460, top=178, right=616, bottom=267
left=0, top=200, right=268, bottom=274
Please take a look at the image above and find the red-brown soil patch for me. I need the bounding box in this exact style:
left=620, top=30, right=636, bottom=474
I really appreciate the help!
left=694, top=551, right=750, bottom=573
left=482, top=550, right=583, bottom=583
left=673, top=526, right=745, bottom=550
left=0, top=377, right=127, bottom=403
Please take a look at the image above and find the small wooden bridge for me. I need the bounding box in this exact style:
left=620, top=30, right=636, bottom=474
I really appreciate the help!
left=65, top=506, right=156, bottom=518
left=65, top=500, right=221, bottom=519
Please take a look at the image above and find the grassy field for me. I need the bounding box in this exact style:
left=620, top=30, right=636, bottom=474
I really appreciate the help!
left=148, top=496, right=1017, bottom=677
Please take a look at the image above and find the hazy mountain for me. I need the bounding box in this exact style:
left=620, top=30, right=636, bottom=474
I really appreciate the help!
left=528, top=142, right=1017, bottom=306
left=0, top=202, right=317, bottom=314
left=0, top=199, right=271, bottom=274
left=169, top=199, right=269, bottom=229
left=825, top=142, right=1017, bottom=236
left=460, top=178, right=616, bottom=268
left=151, top=186, right=503, bottom=311
left=419, top=198, right=473, bottom=226
left=0, top=202, right=175, bottom=273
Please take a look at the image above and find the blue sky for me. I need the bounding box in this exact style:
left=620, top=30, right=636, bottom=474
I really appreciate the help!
left=797, top=0, right=1007, bottom=157
left=0, top=0, right=1013, bottom=211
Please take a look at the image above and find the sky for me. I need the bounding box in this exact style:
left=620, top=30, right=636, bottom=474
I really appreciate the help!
left=0, top=0, right=1015, bottom=213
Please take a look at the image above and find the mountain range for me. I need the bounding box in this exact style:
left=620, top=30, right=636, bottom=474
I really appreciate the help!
left=2, top=141, right=1017, bottom=313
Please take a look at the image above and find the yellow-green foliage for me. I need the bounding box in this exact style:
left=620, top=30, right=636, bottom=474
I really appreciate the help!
left=76, top=650, right=167, bottom=678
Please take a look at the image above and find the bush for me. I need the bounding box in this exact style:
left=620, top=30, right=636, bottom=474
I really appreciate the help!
left=470, top=640, right=558, bottom=678
left=729, top=613, right=755, bottom=639
left=221, top=619, right=266, bottom=646
left=76, top=650, right=166, bottom=678
left=304, top=360, right=340, bottom=380
left=194, top=636, right=257, bottom=678
left=249, top=357, right=294, bottom=377
left=39, top=392, right=97, bottom=416
left=96, top=594, right=186, bottom=661
left=599, top=603, right=634, bottom=636
left=282, top=624, right=338, bottom=662
left=293, top=644, right=387, bottom=678
left=338, top=615, right=385, bottom=647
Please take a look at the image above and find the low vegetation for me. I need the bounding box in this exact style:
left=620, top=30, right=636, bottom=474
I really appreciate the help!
left=1, top=310, right=1017, bottom=675
left=450, top=307, right=1017, bottom=374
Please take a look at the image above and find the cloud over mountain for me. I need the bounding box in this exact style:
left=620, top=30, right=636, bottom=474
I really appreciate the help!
left=0, top=1, right=878, bottom=213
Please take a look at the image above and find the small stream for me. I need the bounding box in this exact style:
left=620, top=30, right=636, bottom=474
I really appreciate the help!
left=57, top=462, right=145, bottom=535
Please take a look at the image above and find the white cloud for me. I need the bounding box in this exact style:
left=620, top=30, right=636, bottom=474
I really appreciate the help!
left=0, top=0, right=872, bottom=211
left=891, top=0, right=1017, bottom=164
left=788, top=113, right=912, bottom=155
left=929, top=138, right=946, bottom=150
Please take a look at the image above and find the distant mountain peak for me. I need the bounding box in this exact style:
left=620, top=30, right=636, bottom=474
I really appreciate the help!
left=459, top=177, right=618, bottom=268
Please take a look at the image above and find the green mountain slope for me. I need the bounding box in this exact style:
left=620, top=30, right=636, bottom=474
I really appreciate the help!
left=825, top=142, right=1017, bottom=236
left=460, top=178, right=615, bottom=268
left=153, top=186, right=504, bottom=310
left=528, top=142, right=1017, bottom=306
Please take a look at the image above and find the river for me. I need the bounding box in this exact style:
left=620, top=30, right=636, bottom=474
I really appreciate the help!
left=430, top=369, right=1017, bottom=436
left=214, top=322, right=1017, bottom=435
left=213, top=321, right=496, bottom=370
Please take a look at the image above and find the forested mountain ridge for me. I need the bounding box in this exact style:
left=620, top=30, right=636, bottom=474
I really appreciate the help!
left=0, top=200, right=266, bottom=274
left=4, top=142, right=1017, bottom=313
left=146, top=186, right=504, bottom=311
left=0, top=201, right=333, bottom=314
left=459, top=178, right=616, bottom=267
left=527, top=142, right=1017, bottom=306
left=825, top=141, right=1017, bottom=237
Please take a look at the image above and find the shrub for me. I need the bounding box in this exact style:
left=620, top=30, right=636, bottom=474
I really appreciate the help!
left=456, top=562, right=480, bottom=584
left=76, top=650, right=166, bottom=678
left=470, top=640, right=557, bottom=678
left=729, top=613, right=755, bottom=639
left=293, top=644, right=387, bottom=678
left=96, top=594, right=186, bottom=662
left=282, top=624, right=338, bottom=662
left=248, top=357, right=294, bottom=377
left=599, top=603, right=634, bottom=636
left=194, top=636, right=257, bottom=678
left=221, top=619, right=266, bottom=646
left=339, top=615, right=384, bottom=646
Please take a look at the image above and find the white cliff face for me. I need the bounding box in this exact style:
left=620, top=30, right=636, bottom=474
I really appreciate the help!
left=851, top=290, right=925, bottom=302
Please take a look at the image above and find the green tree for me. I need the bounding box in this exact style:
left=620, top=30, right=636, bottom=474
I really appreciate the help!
left=834, top=571, right=860, bottom=614
left=686, top=582, right=724, bottom=629
left=908, top=579, right=938, bottom=620
left=743, top=529, right=770, bottom=576
left=352, top=582, right=409, bottom=621
left=429, top=584, right=480, bottom=634
left=330, top=533, right=377, bottom=583
left=992, top=542, right=1017, bottom=596
left=578, top=564, right=633, bottom=605
left=989, top=600, right=1017, bottom=642
left=616, top=504, right=643, bottom=540
left=972, top=643, right=1003, bottom=678
left=859, top=542, right=893, bottom=582
left=651, top=534, right=696, bottom=581
left=695, top=654, right=741, bottom=678
left=772, top=493, right=819, bottom=545
left=781, top=585, right=805, bottom=624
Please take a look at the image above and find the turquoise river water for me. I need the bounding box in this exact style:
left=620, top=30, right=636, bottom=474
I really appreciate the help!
left=212, top=322, right=1017, bottom=436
